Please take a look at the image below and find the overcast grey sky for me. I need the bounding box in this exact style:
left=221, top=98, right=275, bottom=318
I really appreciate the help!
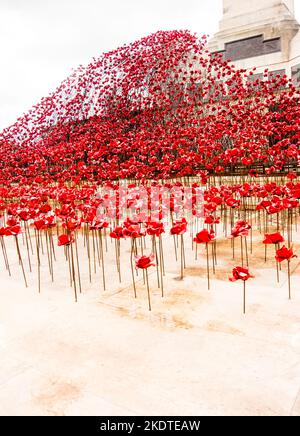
left=1, top=0, right=300, bottom=131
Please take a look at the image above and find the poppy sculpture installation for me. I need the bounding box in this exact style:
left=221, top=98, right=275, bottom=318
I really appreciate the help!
left=0, top=30, right=299, bottom=314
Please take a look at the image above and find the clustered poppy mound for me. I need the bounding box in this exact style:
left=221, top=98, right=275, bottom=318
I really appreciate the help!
left=0, top=30, right=299, bottom=313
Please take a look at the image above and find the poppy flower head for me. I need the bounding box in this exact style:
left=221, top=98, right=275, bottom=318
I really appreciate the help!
left=122, top=224, right=145, bottom=238
left=33, top=219, right=47, bottom=231
left=193, top=228, right=215, bottom=244
left=230, top=220, right=251, bottom=238
left=110, top=226, right=125, bottom=239
left=18, top=210, right=31, bottom=221
left=135, top=254, right=155, bottom=269
left=146, top=221, right=164, bottom=237
left=4, top=225, right=23, bottom=236
left=90, top=219, right=109, bottom=231
left=229, top=266, right=254, bottom=282
left=287, top=172, right=297, bottom=180
left=170, top=218, right=187, bottom=235
left=64, top=217, right=82, bottom=231
left=275, top=246, right=297, bottom=263
left=58, top=233, right=75, bottom=246
left=263, top=232, right=284, bottom=245
left=204, top=215, right=220, bottom=225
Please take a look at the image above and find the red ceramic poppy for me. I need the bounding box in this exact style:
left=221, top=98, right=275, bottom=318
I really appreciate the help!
left=193, top=229, right=215, bottom=244
left=33, top=219, right=47, bottom=231
left=230, top=220, right=251, bottom=238
left=204, top=215, right=220, bottom=225
left=122, top=224, right=145, bottom=238
left=263, top=232, right=284, bottom=245
left=146, top=221, right=164, bottom=237
left=170, top=218, right=187, bottom=235
left=90, top=219, right=109, bottom=230
left=58, top=233, right=75, bottom=246
left=275, top=246, right=297, bottom=263
left=110, top=226, right=125, bottom=239
left=4, top=225, right=22, bottom=236
left=64, top=217, right=82, bottom=231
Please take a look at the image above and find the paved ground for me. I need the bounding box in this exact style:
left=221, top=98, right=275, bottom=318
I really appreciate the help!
left=0, top=230, right=300, bottom=416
